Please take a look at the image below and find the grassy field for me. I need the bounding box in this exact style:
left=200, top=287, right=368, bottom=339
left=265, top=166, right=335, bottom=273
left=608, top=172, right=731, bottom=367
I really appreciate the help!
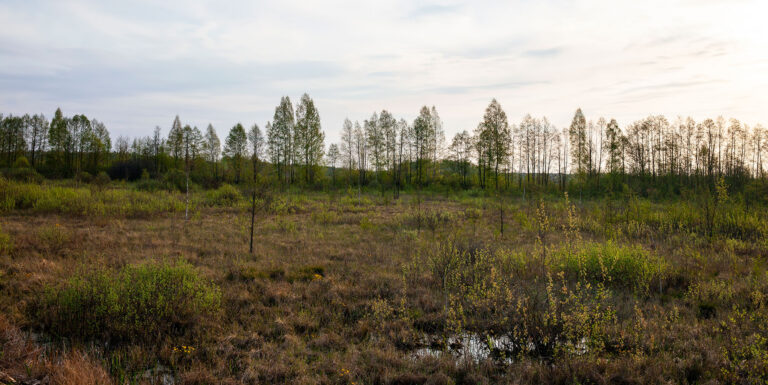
left=2, top=179, right=768, bottom=384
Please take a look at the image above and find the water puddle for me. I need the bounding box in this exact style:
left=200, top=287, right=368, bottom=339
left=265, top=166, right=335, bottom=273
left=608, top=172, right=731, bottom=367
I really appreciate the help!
left=411, top=333, right=588, bottom=364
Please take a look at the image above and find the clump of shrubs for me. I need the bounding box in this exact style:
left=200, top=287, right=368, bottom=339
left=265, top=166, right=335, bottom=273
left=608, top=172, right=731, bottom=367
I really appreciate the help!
left=202, top=184, right=242, bottom=207
left=75, top=171, right=93, bottom=184
left=93, top=171, right=111, bottom=189
left=1, top=157, right=43, bottom=183
left=36, top=260, right=221, bottom=344
left=550, top=241, right=666, bottom=292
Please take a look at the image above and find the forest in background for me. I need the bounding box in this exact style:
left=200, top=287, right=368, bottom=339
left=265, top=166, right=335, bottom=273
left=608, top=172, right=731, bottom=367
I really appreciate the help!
left=3, top=95, right=767, bottom=203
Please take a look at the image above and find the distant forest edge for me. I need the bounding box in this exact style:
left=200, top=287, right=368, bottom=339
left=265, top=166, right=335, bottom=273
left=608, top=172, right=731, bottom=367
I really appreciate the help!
left=2, top=94, right=767, bottom=200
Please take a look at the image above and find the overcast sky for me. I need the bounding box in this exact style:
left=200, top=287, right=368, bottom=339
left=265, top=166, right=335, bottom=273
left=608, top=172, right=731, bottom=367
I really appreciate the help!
left=1, top=0, right=767, bottom=144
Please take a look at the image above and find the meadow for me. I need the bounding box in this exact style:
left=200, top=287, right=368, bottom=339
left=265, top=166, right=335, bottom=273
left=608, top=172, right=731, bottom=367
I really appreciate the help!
left=2, top=177, right=768, bottom=384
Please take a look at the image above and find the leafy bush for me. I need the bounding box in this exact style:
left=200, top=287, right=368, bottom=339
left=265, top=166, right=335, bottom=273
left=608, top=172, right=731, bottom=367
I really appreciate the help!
left=135, top=177, right=164, bottom=192
left=163, top=169, right=188, bottom=192
left=37, top=260, right=221, bottom=344
left=12, top=156, right=30, bottom=169
left=93, top=171, right=111, bottom=188
left=1, top=167, right=43, bottom=183
left=202, top=184, right=242, bottom=207
left=75, top=171, right=93, bottom=184
left=550, top=241, right=666, bottom=292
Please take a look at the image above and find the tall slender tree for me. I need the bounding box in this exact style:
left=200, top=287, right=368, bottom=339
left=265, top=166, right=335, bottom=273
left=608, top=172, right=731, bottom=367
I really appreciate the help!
left=248, top=123, right=265, bottom=183
left=295, top=94, right=325, bottom=184
left=224, top=123, right=248, bottom=183
left=203, top=124, right=221, bottom=179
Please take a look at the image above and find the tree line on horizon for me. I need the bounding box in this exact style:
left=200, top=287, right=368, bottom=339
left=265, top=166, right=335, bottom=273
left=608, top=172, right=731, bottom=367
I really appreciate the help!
left=2, top=94, right=767, bottom=197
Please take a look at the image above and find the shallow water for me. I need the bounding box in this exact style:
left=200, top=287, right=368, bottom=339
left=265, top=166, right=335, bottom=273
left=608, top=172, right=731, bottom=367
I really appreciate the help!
left=411, top=333, right=588, bottom=364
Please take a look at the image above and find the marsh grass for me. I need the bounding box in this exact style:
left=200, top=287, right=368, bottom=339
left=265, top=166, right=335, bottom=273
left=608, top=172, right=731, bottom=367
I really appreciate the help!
left=1, top=183, right=768, bottom=383
left=0, top=178, right=186, bottom=217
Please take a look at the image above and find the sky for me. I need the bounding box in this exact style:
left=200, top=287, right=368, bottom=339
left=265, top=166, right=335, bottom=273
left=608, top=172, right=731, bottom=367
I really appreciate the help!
left=1, top=0, right=767, bottom=144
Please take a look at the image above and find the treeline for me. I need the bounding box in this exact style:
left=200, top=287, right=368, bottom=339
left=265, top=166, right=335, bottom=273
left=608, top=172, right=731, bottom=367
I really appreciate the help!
left=2, top=96, right=767, bottom=197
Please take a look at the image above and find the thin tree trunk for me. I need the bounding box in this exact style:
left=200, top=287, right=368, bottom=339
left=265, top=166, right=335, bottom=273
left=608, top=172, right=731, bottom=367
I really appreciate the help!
left=250, top=191, right=256, bottom=253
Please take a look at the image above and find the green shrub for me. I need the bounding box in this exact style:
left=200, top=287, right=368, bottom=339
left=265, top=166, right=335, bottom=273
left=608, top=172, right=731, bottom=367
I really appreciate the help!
left=93, top=171, right=111, bottom=188
left=37, top=260, right=221, bottom=344
left=163, top=169, right=188, bottom=192
left=550, top=241, right=666, bottom=292
left=1, top=167, right=43, bottom=183
left=0, top=226, right=13, bottom=255
left=75, top=171, right=93, bottom=184
left=12, top=156, right=30, bottom=169
left=203, top=184, right=242, bottom=207
left=135, top=177, right=163, bottom=192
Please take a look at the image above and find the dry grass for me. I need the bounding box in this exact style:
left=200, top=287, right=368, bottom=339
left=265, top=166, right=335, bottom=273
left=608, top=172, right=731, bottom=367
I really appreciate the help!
left=1, top=188, right=767, bottom=383
left=0, top=314, right=113, bottom=385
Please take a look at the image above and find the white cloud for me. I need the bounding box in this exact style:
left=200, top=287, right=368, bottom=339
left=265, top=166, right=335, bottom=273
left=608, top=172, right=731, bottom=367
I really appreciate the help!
left=0, top=0, right=767, bottom=143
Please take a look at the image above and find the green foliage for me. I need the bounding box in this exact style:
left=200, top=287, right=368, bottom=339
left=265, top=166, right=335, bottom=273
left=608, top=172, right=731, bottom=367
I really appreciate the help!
left=37, top=224, right=70, bottom=253
left=685, top=278, right=735, bottom=318
left=135, top=176, right=164, bottom=192
left=75, top=171, right=93, bottom=183
left=202, top=184, right=242, bottom=207
left=236, top=265, right=324, bottom=283
left=311, top=208, right=339, bottom=224
left=12, top=156, right=30, bottom=169
left=0, top=179, right=185, bottom=217
left=359, top=215, right=375, bottom=230
left=1, top=167, right=43, bottom=183
left=719, top=304, right=768, bottom=382
left=37, top=260, right=221, bottom=344
left=287, top=265, right=325, bottom=282
left=163, top=169, right=188, bottom=192
left=93, top=171, right=111, bottom=188
left=549, top=241, right=665, bottom=292
left=0, top=225, right=13, bottom=256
